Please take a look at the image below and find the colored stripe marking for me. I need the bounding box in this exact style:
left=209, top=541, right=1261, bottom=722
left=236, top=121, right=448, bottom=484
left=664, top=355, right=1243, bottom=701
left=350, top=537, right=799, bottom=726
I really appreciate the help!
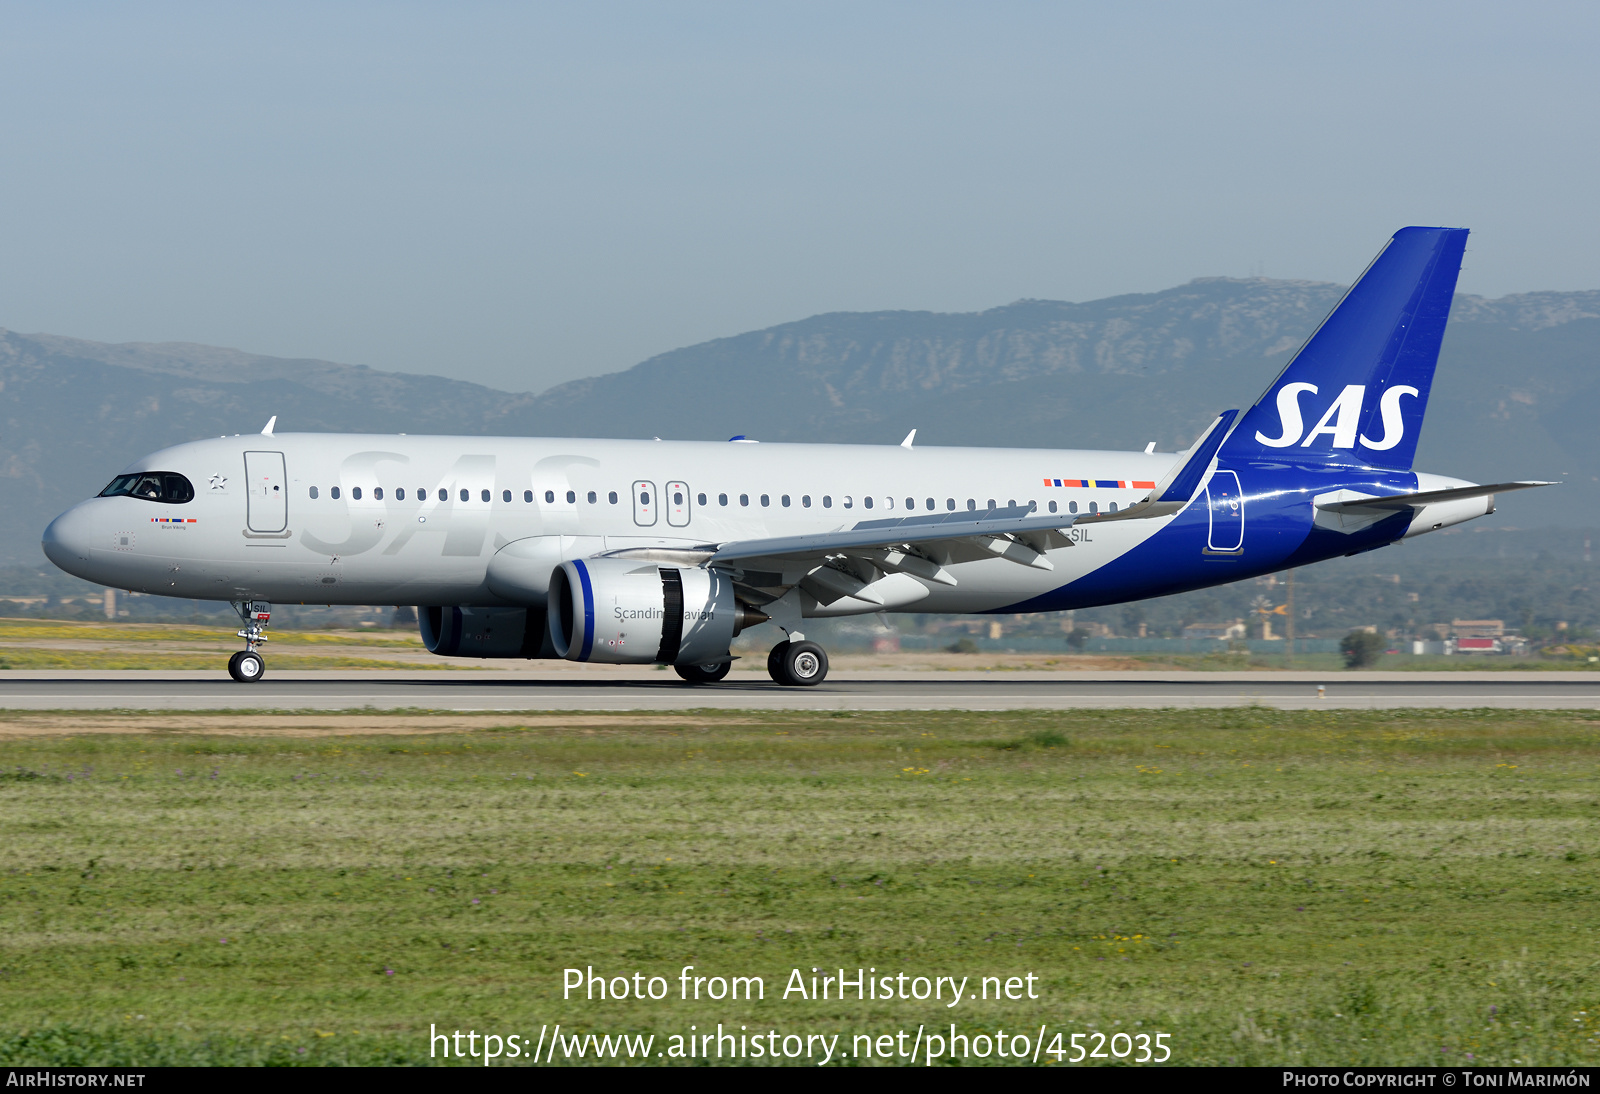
left=575, top=560, right=596, bottom=662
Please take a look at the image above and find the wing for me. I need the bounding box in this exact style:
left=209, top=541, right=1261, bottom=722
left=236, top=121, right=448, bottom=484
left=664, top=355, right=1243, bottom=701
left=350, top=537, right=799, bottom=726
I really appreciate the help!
left=708, top=505, right=1078, bottom=606
left=1075, top=408, right=1239, bottom=524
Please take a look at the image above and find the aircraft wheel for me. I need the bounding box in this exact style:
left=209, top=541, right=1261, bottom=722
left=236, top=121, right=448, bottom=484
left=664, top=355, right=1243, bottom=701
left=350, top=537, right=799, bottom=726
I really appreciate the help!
left=775, top=641, right=828, bottom=687
left=228, top=650, right=265, bottom=682
left=766, top=641, right=791, bottom=682
left=674, top=661, right=732, bottom=685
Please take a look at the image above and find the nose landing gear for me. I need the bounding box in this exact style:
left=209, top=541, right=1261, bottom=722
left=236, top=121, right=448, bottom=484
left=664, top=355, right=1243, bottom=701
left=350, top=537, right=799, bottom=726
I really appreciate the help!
left=228, top=601, right=272, bottom=682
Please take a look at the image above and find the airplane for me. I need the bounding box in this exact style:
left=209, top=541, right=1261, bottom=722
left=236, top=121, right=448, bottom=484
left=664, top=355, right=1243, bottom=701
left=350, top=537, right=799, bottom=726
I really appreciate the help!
left=41, top=226, right=1551, bottom=685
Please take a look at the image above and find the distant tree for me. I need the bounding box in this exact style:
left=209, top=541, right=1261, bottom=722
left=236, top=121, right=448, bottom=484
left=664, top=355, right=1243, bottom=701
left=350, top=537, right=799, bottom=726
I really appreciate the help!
left=1340, top=630, right=1385, bottom=669
left=1065, top=627, right=1091, bottom=652
left=945, top=637, right=979, bottom=654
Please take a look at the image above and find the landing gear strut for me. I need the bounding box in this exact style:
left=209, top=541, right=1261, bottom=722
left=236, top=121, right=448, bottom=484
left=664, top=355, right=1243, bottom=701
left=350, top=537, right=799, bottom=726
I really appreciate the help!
left=228, top=601, right=271, bottom=682
left=766, top=639, right=829, bottom=686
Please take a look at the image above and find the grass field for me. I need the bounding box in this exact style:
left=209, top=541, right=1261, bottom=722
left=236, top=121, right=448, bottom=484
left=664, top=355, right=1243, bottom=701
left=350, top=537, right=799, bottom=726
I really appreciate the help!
left=1, top=708, right=1598, bottom=1067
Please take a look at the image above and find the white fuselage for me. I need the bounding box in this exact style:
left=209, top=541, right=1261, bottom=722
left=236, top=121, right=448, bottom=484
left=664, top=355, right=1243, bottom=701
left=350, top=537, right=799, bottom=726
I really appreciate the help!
left=43, top=433, right=1179, bottom=613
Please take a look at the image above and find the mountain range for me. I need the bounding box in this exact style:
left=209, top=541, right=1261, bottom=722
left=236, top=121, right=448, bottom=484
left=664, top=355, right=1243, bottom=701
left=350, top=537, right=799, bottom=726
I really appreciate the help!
left=3, top=277, right=1597, bottom=565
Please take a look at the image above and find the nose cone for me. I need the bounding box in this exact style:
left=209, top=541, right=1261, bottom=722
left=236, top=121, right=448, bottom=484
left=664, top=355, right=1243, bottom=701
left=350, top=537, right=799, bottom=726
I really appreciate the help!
left=42, top=503, right=98, bottom=578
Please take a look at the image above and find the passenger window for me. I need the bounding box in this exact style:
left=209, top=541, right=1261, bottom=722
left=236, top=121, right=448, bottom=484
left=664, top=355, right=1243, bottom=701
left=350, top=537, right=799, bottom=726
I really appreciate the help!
left=396, top=488, right=405, bottom=501
left=1069, top=501, right=1078, bottom=514
left=331, top=486, right=341, bottom=500
left=567, top=490, right=576, bottom=503
left=911, top=498, right=919, bottom=510
left=439, top=488, right=448, bottom=501
left=545, top=490, right=555, bottom=503
left=718, top=493, right=728, bottom=506
left=675, top=491, right=684, bottom=505
left=588, top=491, right=597, bottom=503
left=608, top=491, right=618, bottom=504
left=987, top=499, right=996, bottom=509
left=640, top=491, right=650, bottom=506
left=524, top=490, right=534, bottom=503
left=946, top=498, right=955, bottom=510
left=1089, top=501, right=1099, bottom=514
left=863, top=496, right=873, bottom=509
left=1029, top=500, right=1037, bottom=511
left=697, top=493, right=707, bottom=506
left=374, top=487, right=383, bottom=500
left=352, top=487, right=362, bottom=500
left=502, top=489, right=512, bottom=503
left=1109, top=502, right=1118, bottom=513
left=481, top=489, right=491, bottom=502
left=1007, top=499, right=1016, bottom=508
left=740, top=494, right=749, bottom=506
left=822, top=495, right=832, bottom=508
left=309, top=486, right=319, bottom=499
left=1049, top=500, right=1058, bottom=513
left=801, top=495, right=810, bottom=508
left=967, top=499, right=975, bottom=511
left=843, top=495, right=853, bottom=509
left=781, top=495, right=791, bottom=507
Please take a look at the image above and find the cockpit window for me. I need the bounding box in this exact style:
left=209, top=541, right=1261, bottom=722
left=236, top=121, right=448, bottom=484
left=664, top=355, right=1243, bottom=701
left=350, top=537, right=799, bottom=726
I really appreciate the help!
left=98, top=472, right=195, bottom=504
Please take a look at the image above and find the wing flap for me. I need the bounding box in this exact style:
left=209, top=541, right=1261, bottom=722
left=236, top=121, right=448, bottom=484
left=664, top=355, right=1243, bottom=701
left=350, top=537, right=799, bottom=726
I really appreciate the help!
left=710, top=505, right=1076, bottom=566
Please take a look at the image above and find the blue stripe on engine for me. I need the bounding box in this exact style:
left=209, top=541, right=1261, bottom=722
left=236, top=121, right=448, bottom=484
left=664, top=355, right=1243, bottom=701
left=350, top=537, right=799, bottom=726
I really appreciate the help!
left=575, top=560, right=596, bottom=661
left=445, top=607, right=463, bottom=656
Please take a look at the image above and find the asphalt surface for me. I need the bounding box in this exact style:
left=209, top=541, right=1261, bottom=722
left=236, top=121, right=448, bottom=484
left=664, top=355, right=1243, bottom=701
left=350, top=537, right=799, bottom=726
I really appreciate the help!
left=3, top=670, right=1599, bottom=710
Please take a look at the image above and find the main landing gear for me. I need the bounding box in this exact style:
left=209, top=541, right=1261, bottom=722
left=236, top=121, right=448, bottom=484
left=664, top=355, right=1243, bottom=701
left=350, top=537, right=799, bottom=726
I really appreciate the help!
left=766, top=639, right=829, bottom=687
left=675, top=662, right=733, bottom=684
left=228, top=601, right=271, bottom=683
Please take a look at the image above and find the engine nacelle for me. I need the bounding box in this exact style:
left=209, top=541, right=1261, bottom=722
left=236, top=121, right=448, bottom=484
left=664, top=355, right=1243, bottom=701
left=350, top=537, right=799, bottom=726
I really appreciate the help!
left=547, top=559, right=740, bottom=665
left=419, top=605, right=557, bottom=658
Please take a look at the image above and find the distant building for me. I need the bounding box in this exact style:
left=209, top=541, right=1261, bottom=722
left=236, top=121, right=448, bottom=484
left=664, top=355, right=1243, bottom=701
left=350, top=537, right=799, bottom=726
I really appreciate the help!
left=1452, top=619, right=1505, bottom=638
left=1183, top=619, right=1246, bottom=641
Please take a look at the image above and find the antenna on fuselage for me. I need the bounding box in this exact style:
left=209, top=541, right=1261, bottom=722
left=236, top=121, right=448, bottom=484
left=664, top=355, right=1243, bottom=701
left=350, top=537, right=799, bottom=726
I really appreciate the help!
left=261, top=416, right=277, bottom=436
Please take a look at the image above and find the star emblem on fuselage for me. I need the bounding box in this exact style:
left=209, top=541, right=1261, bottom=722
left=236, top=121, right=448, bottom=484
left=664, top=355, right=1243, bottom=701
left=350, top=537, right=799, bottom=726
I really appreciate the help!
left=209, top=474, right=228, bottom=490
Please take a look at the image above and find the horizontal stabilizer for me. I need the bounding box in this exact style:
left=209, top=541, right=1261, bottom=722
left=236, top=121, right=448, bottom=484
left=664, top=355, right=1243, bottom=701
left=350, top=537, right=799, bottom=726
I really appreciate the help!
left=1314, top=481, right=1556, bottom=514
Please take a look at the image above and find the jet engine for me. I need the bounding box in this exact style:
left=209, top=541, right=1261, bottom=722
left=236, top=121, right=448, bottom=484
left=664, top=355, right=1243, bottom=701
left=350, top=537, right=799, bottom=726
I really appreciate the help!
left=419, top=605, right=557, bottom=659
left=547, top=558, right=761, bottom=665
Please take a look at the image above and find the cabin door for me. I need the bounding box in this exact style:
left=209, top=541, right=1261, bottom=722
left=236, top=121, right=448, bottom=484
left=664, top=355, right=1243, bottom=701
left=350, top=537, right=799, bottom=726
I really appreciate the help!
left=1204, top=470, right=1243, bottom=554
left=244, top=451, right=288, bottom=533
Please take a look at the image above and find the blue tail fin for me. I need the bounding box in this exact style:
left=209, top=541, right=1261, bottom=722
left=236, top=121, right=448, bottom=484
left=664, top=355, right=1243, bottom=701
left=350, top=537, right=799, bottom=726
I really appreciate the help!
left=1220, top=226, right=1468, bottom=471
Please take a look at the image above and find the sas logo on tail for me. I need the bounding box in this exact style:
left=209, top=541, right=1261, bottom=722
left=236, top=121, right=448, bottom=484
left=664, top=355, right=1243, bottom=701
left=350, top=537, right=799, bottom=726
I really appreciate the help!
left=1254, top=383, right=1418, bottom=451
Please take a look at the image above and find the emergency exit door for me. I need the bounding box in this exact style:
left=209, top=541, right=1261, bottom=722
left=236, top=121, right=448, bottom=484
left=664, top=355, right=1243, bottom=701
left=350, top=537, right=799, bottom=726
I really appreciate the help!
left=632, top=480, right=657, bottom=527
left=665, top=481, right=690, bottom=527
left=244, top=451, right=288, bottom=533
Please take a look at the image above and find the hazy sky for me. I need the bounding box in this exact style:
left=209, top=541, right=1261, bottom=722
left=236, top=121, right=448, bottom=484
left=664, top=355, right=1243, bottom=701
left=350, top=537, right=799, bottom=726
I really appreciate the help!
left=2, top=2, right=1597, bottom=394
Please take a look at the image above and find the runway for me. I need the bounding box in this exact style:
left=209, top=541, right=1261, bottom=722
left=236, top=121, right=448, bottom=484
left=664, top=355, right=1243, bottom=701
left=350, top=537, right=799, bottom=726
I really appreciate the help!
left=3, top=670, right=1600, bottom=710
